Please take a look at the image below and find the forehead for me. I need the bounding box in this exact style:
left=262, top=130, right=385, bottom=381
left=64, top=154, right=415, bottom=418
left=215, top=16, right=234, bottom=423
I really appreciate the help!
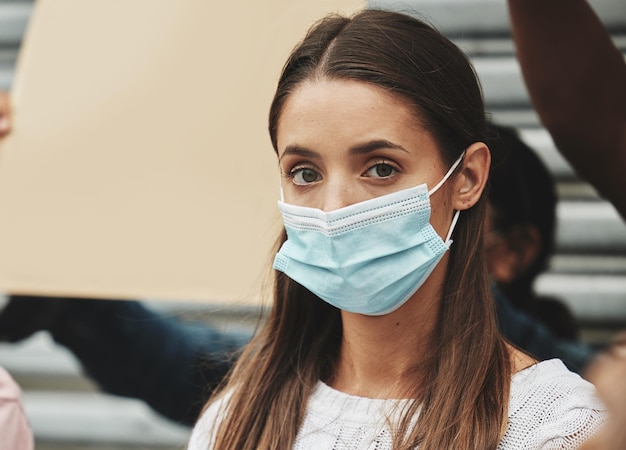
left=276, top=79, right=432, bottom=151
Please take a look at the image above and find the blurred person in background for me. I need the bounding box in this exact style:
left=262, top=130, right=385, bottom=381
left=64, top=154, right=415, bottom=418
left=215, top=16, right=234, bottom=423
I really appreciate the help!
left=486, top=123, right=594, bottom=372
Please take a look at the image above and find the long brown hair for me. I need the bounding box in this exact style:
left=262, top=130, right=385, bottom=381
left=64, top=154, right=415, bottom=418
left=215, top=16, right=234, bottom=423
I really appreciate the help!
left=207, top=9, right=510, bottom=450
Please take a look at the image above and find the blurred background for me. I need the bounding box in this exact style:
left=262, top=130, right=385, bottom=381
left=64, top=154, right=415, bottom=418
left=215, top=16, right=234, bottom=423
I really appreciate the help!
left=0, top=0, right=625, bottom=448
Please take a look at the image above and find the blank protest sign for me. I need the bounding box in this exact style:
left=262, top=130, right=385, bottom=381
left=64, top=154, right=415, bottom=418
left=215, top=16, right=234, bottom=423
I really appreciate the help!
left=0, top=0, right=364, bottom=304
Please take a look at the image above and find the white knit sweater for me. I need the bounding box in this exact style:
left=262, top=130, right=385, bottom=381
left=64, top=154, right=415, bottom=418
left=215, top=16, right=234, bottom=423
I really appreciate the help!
left=187, top=359, right=607, bottom=449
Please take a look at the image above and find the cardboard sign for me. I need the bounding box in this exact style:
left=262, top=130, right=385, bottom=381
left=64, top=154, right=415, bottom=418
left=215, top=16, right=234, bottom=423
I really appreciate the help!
left=0, top=0, right=364, bottom=305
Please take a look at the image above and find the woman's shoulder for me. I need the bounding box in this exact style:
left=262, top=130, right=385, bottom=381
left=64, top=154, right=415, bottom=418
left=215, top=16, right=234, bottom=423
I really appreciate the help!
left=499, top=359, right=607, bottom=449
left=509, top=358, right=603, bottom=405
left=187, top=390, right=233, bottom=450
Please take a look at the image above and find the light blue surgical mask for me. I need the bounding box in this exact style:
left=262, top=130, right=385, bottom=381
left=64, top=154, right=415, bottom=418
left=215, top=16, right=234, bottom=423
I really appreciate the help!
left=273, top=153, right=464, bottom=316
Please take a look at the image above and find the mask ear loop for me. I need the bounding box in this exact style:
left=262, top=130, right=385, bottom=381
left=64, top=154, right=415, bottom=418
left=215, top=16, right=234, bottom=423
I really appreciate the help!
left=428, top=151, right=465, bottom=196
left=444, top=210, right=461, bottom=244
left=427, top=151, right=465, bottom=245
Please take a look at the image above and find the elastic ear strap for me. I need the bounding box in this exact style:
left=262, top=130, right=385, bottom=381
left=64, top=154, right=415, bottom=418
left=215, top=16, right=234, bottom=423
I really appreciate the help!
left=445, top=209, right=461, bottom=243
left=280, top=186, right=284, bottom=202
left=428, top=151, right=465, bottom=196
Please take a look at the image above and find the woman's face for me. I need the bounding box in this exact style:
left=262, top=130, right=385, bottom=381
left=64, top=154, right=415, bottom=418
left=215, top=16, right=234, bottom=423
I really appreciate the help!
left=276, top=78, right=456, bottom=239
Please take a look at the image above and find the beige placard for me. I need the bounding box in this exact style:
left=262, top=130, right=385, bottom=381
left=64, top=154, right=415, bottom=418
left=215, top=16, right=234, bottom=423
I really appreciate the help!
left=0, top=0, right=365, bottom=305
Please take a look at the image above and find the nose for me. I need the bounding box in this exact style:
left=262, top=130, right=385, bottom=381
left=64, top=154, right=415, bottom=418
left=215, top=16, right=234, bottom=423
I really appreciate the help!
left=321, top=182, right=358, bottom=212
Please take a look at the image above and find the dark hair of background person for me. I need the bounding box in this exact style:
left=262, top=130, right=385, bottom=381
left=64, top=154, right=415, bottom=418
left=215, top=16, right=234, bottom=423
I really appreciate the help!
left=488, top=123, right=557, bottom=289
left=487, top=123, right=579, bottom=340
left=208, top=10, right=510, bottom=450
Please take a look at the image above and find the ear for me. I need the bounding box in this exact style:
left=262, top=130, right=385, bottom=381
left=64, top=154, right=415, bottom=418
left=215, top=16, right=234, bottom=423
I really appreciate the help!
left=452, top=142, right=490, bottom=211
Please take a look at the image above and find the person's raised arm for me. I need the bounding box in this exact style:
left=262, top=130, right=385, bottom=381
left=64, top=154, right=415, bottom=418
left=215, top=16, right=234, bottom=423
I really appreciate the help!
left=507, top=0, right=626, bottom=219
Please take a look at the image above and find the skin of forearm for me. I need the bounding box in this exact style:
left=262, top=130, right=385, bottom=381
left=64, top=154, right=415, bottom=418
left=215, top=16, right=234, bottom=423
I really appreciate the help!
left=508, top=0, right=626, bottom=218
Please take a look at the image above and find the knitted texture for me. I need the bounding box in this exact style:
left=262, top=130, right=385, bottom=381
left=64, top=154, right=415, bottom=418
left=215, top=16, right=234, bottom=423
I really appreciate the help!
left=188, top=359, right=607, bottom=449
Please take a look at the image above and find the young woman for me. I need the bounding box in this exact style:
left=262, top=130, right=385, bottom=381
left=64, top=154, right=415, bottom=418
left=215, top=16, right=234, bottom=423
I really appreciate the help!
left=189, top=9, right=606, bottom=449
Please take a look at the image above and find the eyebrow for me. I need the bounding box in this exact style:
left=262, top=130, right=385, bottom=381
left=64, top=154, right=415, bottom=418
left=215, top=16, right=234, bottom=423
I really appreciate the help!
left=279, top=140, right=408, bottom=161
left=349, top=140, right=409, bottom=155
left=279, top=145, right=320, bottom=162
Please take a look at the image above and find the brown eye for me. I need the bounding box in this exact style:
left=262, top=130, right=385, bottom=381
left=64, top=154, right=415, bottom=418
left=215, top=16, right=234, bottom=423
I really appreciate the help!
left=293, top=167, right=321, bottom=185
left=365, top=163, right=397, bottom=178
